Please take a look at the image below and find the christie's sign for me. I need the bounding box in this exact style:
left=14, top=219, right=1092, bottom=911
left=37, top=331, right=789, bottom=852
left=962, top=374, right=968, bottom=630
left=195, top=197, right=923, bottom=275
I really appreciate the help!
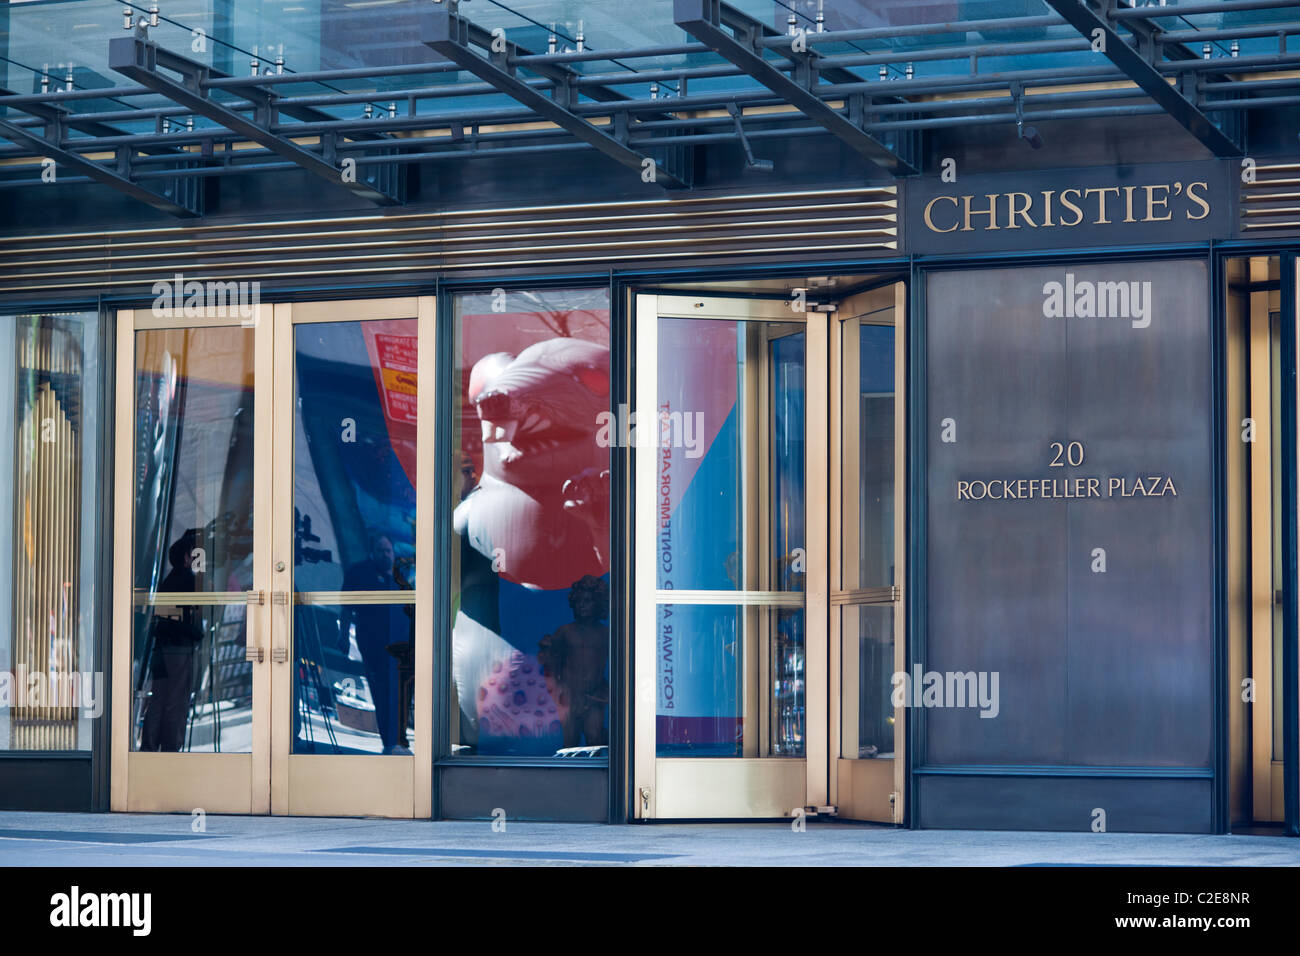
left=906, top=162, right=1231, bottom=253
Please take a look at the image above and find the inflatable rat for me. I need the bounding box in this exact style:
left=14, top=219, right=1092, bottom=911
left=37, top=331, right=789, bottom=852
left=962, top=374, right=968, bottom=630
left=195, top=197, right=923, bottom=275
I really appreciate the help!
left=453, top=337, right=611, bottom=590
left=452, top=337, right=611, bottom=752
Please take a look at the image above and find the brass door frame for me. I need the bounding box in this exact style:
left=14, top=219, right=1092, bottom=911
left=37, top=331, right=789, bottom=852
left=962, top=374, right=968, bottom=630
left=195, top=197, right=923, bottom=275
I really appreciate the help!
left=1241, top=261, right=1286, bottom=823
left=112, top=306, right=275, bottom=813
left=632, top=292, right=826, bottom=819
left=828, top=282, right=907, bottom=824
left=1227, top=255, right=1288, bottom=826
left=271, top=297, right=435, bottom=818
left=111, top=298, right=435, bottom=817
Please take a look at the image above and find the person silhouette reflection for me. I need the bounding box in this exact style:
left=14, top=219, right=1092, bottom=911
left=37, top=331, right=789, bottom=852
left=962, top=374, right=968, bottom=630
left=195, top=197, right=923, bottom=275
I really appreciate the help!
left=141, top=531, right=202, bottom=752
left=342, top=534, right=409, bottom=754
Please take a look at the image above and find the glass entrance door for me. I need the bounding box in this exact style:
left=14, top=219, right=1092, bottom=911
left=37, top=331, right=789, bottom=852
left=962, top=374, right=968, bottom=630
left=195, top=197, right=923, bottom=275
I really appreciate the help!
left=1225, top=255, right=1295, bottom=828
left=112, top=298, right=433, bottom=816
left=633, top=294, right=822, bottom=818
left=112, top=310, right=273, bottom=812
left=830, top=283, right=906, bottom=824
left=632, top=286, right=905, bottom=821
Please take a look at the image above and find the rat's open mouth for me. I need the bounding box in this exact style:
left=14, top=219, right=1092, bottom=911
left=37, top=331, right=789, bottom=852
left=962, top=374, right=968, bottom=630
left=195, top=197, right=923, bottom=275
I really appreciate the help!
left=479, top=406, right=586, bottom=461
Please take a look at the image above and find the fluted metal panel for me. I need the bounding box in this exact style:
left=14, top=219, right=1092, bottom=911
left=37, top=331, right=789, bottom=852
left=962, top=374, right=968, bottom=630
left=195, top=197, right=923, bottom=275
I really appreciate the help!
left=0, top=187, right=897, bottom=294
left=1240, top=163, right=1300, bottom=234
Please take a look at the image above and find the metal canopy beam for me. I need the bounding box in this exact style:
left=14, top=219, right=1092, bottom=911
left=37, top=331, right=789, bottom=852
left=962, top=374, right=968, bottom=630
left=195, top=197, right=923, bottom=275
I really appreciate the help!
left=0, top=85, right=137, bottom=141
left=715, top=4, right=863, bottom=88
left=674, top=0, right=917, bottom=176
left=421, top=4, right=689, bottom=190
left=0, top=117, right=201, bottom=217
left=1041, top=0, right=1243, bottom=157
left=107, top=34, right=403, bottom=205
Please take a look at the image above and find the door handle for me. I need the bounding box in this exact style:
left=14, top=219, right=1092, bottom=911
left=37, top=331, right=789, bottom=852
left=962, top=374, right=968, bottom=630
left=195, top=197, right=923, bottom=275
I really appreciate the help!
left=272, top=591, right=290, bottom=662
left=245, top=591, right=266, bottom=661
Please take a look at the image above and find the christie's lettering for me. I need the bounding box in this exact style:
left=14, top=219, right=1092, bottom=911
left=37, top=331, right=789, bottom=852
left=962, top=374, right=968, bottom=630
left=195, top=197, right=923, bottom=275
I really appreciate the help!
left=923, top=181, right=1210, bottom=234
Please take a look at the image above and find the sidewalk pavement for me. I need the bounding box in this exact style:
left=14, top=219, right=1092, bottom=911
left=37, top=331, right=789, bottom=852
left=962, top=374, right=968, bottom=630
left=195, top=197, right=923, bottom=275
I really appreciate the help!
left=0, top=812, right=1297, bottom=866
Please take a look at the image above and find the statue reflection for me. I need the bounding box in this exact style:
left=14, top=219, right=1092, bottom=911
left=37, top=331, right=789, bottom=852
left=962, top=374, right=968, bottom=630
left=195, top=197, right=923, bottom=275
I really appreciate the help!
left=538, top=575, right=610, bottom=748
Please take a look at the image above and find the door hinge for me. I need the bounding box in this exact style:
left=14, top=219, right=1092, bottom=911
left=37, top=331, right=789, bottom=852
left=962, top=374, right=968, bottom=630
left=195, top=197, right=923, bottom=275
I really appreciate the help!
left=245, top=646, right=264, bottom=663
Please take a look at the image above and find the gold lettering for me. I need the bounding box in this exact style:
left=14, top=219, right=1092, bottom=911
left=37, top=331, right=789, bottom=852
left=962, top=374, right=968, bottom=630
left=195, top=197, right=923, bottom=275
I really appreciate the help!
left=1040, top=190, right=1055, bottom=227
left=1142, top=184, right=1172, bottom=221
left=957, top=480, right=970, bottom=500
left=924, top=195, right=960, bottom=233
left=1006, top=192, right=1037, bottom=229
left=961, top=193, right=1001, bottom=232
left=1084, top=186, right=1120, bottom=224
left=1185, top=181, right=1210, bottom=220
left=1108, top=477, right=1122, bottom=496
left=1122, top=185, right=1137, bottom=223
left=1058, top=188, right=1084, bottom=227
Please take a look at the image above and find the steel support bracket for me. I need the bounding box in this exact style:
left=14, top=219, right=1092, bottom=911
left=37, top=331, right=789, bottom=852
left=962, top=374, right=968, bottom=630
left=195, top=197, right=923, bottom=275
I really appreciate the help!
left=108, top=34, right=404, bottom=205
left=0, top=117, right=203, bottom=218
left=725, top=103, right=773, bottom=172
left=1041, top=0, right=1244, bottom=157
left=0, top=82, right=205, bottom=217
left=422, top=5, right=690, bottom=189
left=674, top=0, right=917, bottom=176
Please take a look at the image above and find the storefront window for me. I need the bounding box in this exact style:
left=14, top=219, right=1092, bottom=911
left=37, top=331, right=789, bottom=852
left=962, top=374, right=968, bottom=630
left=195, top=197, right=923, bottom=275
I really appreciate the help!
left=450, top=289, right=611, bottom=758
left=0, top=312, right=102, bottom=751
